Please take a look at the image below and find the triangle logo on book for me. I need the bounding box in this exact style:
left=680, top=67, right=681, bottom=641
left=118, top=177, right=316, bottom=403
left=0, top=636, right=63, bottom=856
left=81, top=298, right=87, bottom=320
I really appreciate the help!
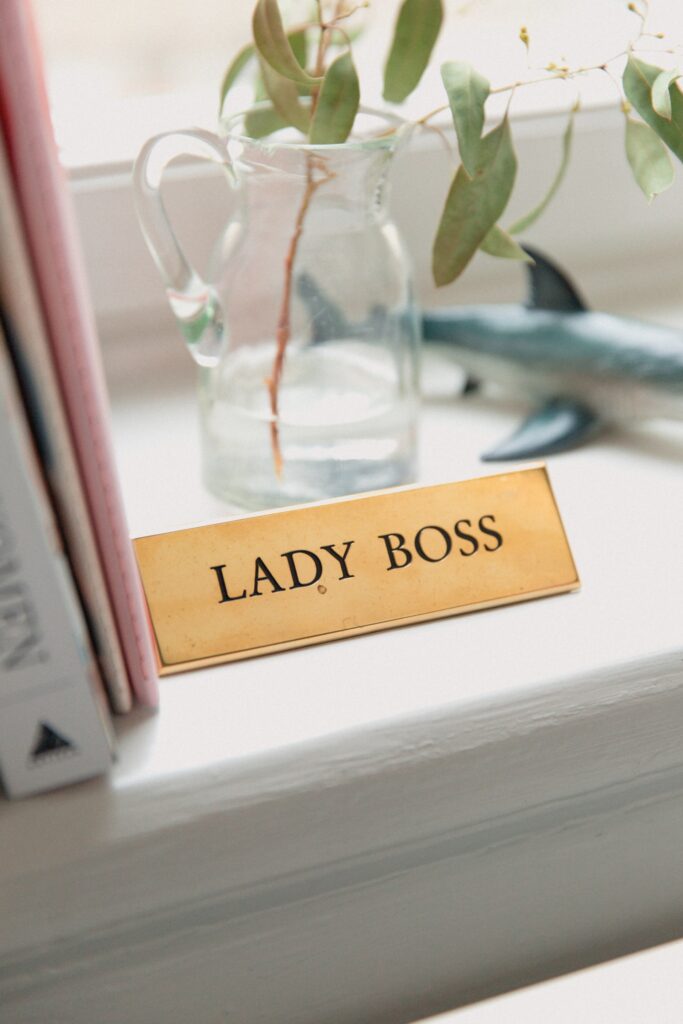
left=28, top=722, right=78, bottom=766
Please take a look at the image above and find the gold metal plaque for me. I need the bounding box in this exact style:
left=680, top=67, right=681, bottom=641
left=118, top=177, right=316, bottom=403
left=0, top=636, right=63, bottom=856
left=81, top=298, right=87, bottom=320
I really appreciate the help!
left=134, top=466, right=579, bottom=675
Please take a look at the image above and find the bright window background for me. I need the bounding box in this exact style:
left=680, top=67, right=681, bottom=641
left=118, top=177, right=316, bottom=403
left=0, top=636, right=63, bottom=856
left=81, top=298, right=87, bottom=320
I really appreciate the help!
left=34, top=0, right=683, bottom=169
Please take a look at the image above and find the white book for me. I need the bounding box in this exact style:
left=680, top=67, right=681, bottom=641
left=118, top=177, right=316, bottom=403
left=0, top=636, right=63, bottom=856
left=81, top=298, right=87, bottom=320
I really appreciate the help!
left=0, top=327, right=113, bottom=799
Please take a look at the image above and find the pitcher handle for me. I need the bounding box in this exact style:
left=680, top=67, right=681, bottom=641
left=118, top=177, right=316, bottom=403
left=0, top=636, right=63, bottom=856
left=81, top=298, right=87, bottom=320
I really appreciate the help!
left=134, top=128, right=232, bottom=367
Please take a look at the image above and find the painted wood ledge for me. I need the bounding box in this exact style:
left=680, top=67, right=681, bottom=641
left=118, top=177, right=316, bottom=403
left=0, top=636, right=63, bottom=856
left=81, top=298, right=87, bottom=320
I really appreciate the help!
left=2, top=649, right=683, bottom=1023
left=1, top=386, right=682, bottom=1022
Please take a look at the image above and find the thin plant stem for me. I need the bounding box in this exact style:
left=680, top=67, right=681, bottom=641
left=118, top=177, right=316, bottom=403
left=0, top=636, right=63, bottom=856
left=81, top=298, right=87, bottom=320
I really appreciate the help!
left=416, top=9, right=651, bottom=129
left=266, top=162, right=323, bottom=476
left=266, top=0, right=339, bottom=475
left=416, top=52, right=636, bottom=127
left=329, top=2, right=368, bottom=25
left=418, top=120, right=456, bottom=161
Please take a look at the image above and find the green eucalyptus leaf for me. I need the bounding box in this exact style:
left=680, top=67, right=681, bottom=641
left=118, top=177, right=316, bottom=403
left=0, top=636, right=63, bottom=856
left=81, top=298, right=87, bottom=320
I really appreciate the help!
left=290, top=29, right=312, bottom=95
left=480, top=225, right=532, bottom=261
left=508, top=104, right=575, bottom=235
left=260, top=57, right=311, bottom=133
left=624, top=117, right=674, bottom=199
left=219, top=44, right=255, bottom=116
left=651, top=68, right=680, bottom=121
left=383, top=0, right=443, bottom=104
left=289, top=28, right=307, bottom=70
left=253, top=0, right=320, bottom=87
left=310, top=51, right=360, bottom=144
left=432, top=117, right=517, bottom=287
left=254, top=70, right=268, bottom=103
left=253, top=29, right=308, bottom=103
left=623, top=55, right=683, bottom=163
left=244, top=105, right=288, bottom=138
left=440, top=61, right=490, bottom=177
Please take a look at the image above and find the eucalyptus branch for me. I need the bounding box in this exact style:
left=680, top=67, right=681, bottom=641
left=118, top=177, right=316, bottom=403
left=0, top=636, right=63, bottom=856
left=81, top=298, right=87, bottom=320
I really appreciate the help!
left=264, top=0, right=349, bottom=475
left=601, top=64, right=630, bottom=107
left=220, top=0, right=683, bottom=474
left=417, top=56, right=629, bottom=127
left=418, top=0, right=652, bottom=126
left=331, top=3, right=368, bottom=23
left=266, top=161, right=326, bottom=476
left=417, top=120, right=456, bottom=161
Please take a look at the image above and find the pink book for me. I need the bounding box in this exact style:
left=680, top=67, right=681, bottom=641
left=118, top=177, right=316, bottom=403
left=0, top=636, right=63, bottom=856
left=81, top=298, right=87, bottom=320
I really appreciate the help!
left=0, top=1, right=158, bottom=706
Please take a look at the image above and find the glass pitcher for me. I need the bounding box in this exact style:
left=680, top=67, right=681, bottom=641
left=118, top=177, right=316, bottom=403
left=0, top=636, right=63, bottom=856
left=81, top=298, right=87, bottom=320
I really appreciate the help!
left=134, top=107, right=420, bottom=510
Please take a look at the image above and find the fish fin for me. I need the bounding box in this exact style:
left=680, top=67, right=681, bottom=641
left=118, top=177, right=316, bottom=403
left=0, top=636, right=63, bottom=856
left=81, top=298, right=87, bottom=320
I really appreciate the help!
left=296, top=273, right=353, bottom=342
left=523, top=246, right=587, bottom=313
left=462, top=376, right=480, bottom=395
left=482, top=397, right=602, bottom=461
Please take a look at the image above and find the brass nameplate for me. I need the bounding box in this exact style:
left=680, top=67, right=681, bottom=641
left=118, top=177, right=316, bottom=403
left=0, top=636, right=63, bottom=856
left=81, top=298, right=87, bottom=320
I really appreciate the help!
left=134, top=466, right=579, bottom=675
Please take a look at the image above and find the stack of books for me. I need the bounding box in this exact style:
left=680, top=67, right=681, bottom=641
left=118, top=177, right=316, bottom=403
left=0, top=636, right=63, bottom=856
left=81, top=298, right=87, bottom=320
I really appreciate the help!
left=0, top=0, right=158, bottom=799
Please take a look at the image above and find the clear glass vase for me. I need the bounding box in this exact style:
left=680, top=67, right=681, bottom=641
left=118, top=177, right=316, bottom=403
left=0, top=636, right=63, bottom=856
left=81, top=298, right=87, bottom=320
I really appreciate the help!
left=134, top=107, right=420, bottom=510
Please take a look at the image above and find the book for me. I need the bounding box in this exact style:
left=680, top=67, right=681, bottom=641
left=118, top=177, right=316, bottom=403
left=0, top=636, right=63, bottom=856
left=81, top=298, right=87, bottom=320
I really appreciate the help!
left=0, top=131, right=133, bottom=714
left=0, top=323, right=114, bottom=799
left=0, top=0, right=158, bottom=706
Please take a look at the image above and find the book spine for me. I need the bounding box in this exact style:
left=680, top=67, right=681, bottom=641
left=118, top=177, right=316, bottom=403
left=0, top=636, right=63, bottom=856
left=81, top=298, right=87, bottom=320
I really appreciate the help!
left=0, top=329, right=113, bottom=799
left=0, top=0, right=158, bottom=707
left=0, top=132, right=133, bottom=714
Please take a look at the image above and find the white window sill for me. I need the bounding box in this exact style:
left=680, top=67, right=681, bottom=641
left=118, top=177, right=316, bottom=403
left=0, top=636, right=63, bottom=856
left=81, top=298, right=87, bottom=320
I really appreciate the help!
left=1, top=108, right=683, bottom=1024
left=430, top=936, right=683, bottom=1023
left=2, top=381, right=682, bottom=1022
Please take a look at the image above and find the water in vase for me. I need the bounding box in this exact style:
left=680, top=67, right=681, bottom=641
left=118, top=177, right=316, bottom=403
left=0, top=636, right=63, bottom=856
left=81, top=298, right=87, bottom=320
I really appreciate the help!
left=200, top=338, right=417, bottom=509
